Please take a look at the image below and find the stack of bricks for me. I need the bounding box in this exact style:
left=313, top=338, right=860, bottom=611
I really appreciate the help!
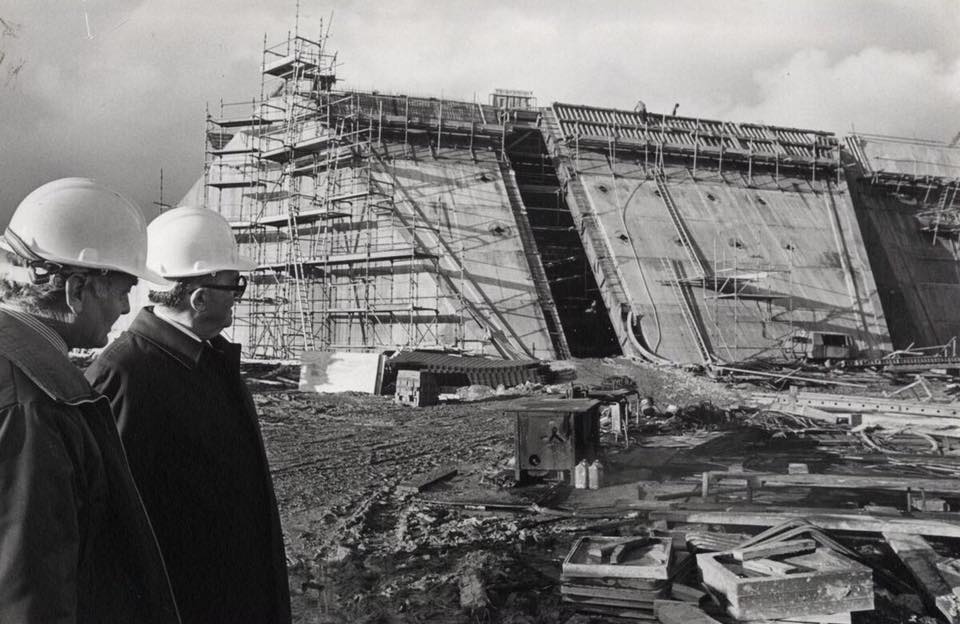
left=394, top=369, right=439, bottom=407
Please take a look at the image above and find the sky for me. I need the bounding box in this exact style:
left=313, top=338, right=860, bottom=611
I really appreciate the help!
left=1, top=0, right=958, bottom=227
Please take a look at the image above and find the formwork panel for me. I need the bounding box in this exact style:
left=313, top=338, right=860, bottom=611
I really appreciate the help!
left=565, top=151, right=889, bottom=363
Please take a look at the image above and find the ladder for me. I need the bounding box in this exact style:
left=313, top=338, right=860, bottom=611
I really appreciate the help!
left=659, top=257, right=712, bottom=365
left=931, top=181, right=958, bottom=245
left=285, top=211, right=315, bottom=353
left=654, top=169, right=706, bottom=279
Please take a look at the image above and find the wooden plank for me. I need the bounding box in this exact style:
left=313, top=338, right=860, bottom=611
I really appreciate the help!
left=732, top=539, right=817, bottom=561
left=567, top=603, right=657, bottom=621
left=650, top=509, right=960, bottom=538
left=397, top=466, right=458, bottom=494
left=670, top=583, right=706, bottom=603
left=700, top=471, right=960, bottom=496
left=741, top=558, right=798, bottom=576
left=654, top=601, right=723, bottom=624
left=561, top=583, right=664, bottom=602
left=612, top=538, right=655, bottom=564
left=587, top=537, right=650, bottom=562
left=883, top=532, right=960, bottom=624
left=560, top=575, right=667, bottom=591
left=562, top=594, right=656, bottom=609
left=738, top=613, right=851, bottom=624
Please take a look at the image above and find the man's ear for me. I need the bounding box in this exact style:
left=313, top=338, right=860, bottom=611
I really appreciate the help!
left=189, top=287, right=206, bottom=313
left=64, top=274, right=87, bottom=315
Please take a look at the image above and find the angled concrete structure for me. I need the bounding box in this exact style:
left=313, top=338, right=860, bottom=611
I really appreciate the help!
left=177, top=26, right=959, bottom=364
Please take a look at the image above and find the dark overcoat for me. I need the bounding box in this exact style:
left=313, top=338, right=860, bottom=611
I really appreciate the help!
left=86, top=307, right=291, bottom=624
left=0, top=309, right=181, bottom=623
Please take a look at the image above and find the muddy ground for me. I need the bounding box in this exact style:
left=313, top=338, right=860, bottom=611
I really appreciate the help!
left=253, top=357, right=949, bottom=623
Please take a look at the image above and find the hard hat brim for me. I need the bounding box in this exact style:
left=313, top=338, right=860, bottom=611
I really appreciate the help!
left=155, top=254, right=259, bottom=279
left=133, top=266, right=174, bottom=287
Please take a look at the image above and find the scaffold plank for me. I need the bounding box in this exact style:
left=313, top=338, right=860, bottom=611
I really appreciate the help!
left=206, top=180, right=265, bottom=189
left=262, top=134, right=338, bottom=162
left=257, top=248, right=437, bottom=271
left=263, top=55, right=318, bottom=78
left=210, top=117, right=276, bottom=129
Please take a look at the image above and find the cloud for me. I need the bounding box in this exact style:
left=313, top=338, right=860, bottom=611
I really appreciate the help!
left=725, top=47, right=960, bottom=139
left=1, top=0, right=958, bottom=230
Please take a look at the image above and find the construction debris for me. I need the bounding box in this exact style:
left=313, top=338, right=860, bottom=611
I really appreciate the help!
left=246, top=353, right=960, bottom=623
left=560, top=534, right=674, bottom=619
left=883, top=532, right=960, bottom=623
left=697, top=539, right=874, bottom=621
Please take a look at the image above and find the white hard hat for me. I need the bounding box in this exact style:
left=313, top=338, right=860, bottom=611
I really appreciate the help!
left=3, top=177, right=168, bottom=283
left=146, top=205, right=256, bottom=279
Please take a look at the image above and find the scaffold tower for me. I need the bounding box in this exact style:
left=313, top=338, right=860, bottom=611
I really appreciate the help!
left=204, top=24, right=454, bottom=359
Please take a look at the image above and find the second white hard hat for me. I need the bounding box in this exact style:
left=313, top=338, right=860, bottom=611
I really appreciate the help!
left=146, top=206, right=257, bottom=279
left=3, top=177, right=168, bottom=283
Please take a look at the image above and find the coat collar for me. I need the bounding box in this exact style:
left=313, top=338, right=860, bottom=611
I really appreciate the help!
left=129, top=307, right=241, bottom=369
left=0, top=309, right=99, bottom=404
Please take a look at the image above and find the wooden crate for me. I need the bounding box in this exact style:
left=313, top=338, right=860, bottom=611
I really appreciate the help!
left=562, top=536, right=673, bottom=580
left=697, top=546, right=873, bottom=621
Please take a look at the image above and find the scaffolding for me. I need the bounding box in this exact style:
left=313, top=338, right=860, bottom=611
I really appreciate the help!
left=846, top=133, right=960, bottom=245
left=201, top=27, right=459, bottom=359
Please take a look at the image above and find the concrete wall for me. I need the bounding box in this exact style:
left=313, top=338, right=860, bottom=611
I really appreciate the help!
left=848, top=179, right=960, bottom=348
left=178, top=137, right=556, bottom=360
left=566, top=151, right=890, bottom=363
left=371, top=144, right=555, bottom=359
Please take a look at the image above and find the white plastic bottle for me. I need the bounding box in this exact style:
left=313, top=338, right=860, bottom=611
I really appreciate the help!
left=574, top=460, right=589, bottom=489
left=587, top=460, right=604, bottom=489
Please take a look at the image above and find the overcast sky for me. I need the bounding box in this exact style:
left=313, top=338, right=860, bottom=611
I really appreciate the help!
left=1, top=0, right=958, bottom=227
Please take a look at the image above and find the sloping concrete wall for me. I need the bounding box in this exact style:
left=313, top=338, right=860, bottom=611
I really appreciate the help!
left=372, top=145, right=555, bottom=359
left=848, top=179, right=960, bottom=348
left=566, top=151, right=890, bottom=363
left=176, top=137, right=556, bottom=359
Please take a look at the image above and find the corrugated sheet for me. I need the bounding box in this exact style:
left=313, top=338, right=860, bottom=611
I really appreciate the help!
left=551, top=102, right=838, bottom=161
left=385, top=350, right=545, bottom=387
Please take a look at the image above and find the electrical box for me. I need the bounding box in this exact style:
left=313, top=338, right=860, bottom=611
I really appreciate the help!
left=509, top=398, right=601, bottom=482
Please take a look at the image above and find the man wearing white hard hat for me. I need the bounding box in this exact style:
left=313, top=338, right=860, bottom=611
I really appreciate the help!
left=0, top=178, right=180, bottom=622
left=86, top=206, right=291, bottom=624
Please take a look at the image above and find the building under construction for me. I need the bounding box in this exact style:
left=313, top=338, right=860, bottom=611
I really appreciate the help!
left=179, top=26, right=960, bottom=365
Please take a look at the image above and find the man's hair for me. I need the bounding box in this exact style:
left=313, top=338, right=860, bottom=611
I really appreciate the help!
left=148, top=275, right=207, bottom=309
left=0, top=249, right=73, bottom=314
left=0, top=249, right=130, bottom=315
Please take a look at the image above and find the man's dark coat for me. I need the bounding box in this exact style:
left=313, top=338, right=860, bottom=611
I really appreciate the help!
left=0, top=309, right=181, bottom=623
left=86, top=307, right=291, bottom=624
